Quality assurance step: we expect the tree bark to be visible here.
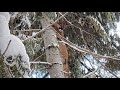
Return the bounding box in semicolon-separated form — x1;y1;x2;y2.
40;17;64;78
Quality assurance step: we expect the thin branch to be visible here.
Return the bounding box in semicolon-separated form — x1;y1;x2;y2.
83;55;94;69
79;59;93;72
83;66;101;78
2;40;11;56
33;53;45;62
11;29;41;32
30;61;52;66
23;29;45;42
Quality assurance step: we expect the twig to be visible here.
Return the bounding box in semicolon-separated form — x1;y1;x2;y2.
33;53;45;62
2;40;11;56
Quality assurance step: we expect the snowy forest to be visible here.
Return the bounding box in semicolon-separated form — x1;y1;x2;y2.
0;12;120;78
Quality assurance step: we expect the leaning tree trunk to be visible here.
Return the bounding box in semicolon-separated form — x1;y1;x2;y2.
40;17;65;78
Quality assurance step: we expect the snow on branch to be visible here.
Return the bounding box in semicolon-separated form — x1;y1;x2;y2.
30;61;52;66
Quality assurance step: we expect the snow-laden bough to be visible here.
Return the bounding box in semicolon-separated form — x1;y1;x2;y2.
0;12;31;78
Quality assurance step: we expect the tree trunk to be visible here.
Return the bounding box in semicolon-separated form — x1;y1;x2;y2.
40;17;64;78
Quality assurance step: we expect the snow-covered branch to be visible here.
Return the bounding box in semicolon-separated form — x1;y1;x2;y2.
0;12;31;78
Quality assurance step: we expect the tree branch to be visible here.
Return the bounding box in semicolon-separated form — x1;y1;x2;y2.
2;40;11;56
30;61;52;66
33;53;45;62
83;66;101;78
11;29;42;32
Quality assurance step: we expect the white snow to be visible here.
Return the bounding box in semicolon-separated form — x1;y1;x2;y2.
109;21;120;38
0;15;10;36
25;16;31;28
0;12;10;23
21;14;31;29
11;12;18;18
89;16;105;32
115;21;120;37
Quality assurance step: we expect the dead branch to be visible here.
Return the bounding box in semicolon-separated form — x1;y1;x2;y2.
2;40;11;56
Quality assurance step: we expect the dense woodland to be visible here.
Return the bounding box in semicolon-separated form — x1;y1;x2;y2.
0;12;120;78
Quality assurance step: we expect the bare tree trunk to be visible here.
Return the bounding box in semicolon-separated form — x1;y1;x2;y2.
40;17;65;78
